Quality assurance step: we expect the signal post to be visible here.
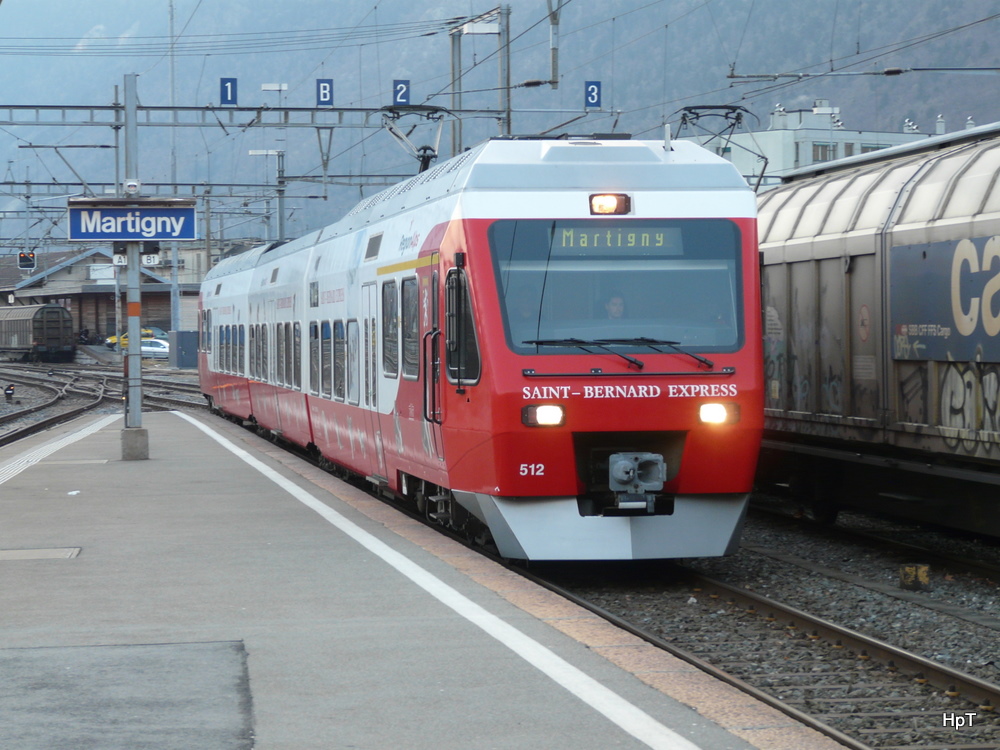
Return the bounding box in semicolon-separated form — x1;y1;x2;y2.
66;74;197;460
67;196;197;458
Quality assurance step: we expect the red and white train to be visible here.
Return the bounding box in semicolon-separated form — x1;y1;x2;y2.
199;134;764;560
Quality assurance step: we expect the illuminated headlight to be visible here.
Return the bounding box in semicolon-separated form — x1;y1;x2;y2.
522;404;565;427
589;193;631;215
700;402;740;424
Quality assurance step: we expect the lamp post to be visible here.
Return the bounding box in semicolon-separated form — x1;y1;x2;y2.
248;150;286;241
255;83;288;242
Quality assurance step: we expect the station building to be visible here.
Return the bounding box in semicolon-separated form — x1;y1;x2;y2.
683;99;960;190
0;239;252;344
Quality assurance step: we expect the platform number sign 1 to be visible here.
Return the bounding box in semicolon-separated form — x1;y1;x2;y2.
393;80;410;106
584;81;602;109
317;79;333;107
220;78;238;106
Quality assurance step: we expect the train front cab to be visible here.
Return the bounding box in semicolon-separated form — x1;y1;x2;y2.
428;212;764;561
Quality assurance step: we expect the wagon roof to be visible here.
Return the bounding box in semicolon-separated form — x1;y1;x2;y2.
0;303;68;321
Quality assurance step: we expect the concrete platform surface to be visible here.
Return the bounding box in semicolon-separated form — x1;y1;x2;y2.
0;410;848;750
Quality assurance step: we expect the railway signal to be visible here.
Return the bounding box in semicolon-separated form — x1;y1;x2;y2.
18;251;35;269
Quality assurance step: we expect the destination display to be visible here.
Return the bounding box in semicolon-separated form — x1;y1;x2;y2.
555;225;682;253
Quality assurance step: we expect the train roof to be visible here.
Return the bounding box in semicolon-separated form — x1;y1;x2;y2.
204;135;751;282
781;120;1000;183
758;120;1000;247
337;135;748;231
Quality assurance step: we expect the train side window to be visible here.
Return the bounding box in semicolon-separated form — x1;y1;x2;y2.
321;321;332;397
249;325;256;378
401;277;419;379
364;233;382;260
215;326;222;371
363;318;371;406
346;319;360;404
292;322;301;390
333;320;346;401
309;322;320;394
382;280;399;377
254;325;261;379
238;325;245;375
276;323;286;385
224;326;231;372
261;325;269;383
445;269;481;384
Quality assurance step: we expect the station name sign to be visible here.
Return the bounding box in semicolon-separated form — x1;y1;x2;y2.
67;197;198;241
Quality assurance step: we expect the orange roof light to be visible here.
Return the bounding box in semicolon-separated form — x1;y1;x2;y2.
589;193;631;215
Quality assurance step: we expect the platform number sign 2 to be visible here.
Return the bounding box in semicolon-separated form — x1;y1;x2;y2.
584;81;602;109
393;80;410;106
220;78;238;106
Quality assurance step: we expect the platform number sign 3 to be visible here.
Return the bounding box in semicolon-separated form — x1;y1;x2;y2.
393;80;410;106
584;81;601;109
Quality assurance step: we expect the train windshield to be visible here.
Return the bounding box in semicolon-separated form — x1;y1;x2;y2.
489;219;743;354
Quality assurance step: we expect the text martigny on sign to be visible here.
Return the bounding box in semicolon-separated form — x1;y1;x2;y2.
66;198;198;242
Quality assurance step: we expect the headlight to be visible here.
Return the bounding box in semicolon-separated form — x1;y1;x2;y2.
589;193;631;215
700;402;740;424
522;404;565;427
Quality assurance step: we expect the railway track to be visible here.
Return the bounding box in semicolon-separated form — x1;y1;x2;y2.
0;364;205;445
533;562;1000;750
366;479;1000;750
751;497;1000;584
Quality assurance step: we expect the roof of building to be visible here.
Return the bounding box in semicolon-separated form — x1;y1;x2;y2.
0;246;169;293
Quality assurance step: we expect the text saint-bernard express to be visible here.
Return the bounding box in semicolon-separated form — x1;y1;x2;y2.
522;384;739;399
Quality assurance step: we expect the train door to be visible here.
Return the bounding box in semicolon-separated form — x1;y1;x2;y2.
361;282;386;477
422;270;445;460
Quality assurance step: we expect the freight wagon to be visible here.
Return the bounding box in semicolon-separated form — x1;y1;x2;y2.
0;304;75;362
757;122;1000;536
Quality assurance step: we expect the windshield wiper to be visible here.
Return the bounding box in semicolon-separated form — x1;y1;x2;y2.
596;338;714;369
522;338;644;369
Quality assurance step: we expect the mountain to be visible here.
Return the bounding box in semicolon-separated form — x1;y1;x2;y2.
1;0;997;239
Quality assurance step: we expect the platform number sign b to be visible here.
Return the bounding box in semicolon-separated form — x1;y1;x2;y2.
317;79;334;107
393;80;410;106
585;81;602;109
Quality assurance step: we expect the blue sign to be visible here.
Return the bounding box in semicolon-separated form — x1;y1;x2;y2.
891;237;1000;362
317;79;334;106
393;79;410;106
585;81;602;108
68;205;198;241
220;78;238;106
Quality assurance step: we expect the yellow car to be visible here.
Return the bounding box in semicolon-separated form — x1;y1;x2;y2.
105;326;168;349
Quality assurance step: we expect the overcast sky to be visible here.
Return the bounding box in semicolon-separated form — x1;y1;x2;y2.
2;0;998;237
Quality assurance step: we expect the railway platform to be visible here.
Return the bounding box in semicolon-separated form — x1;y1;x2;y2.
0;410;847;750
